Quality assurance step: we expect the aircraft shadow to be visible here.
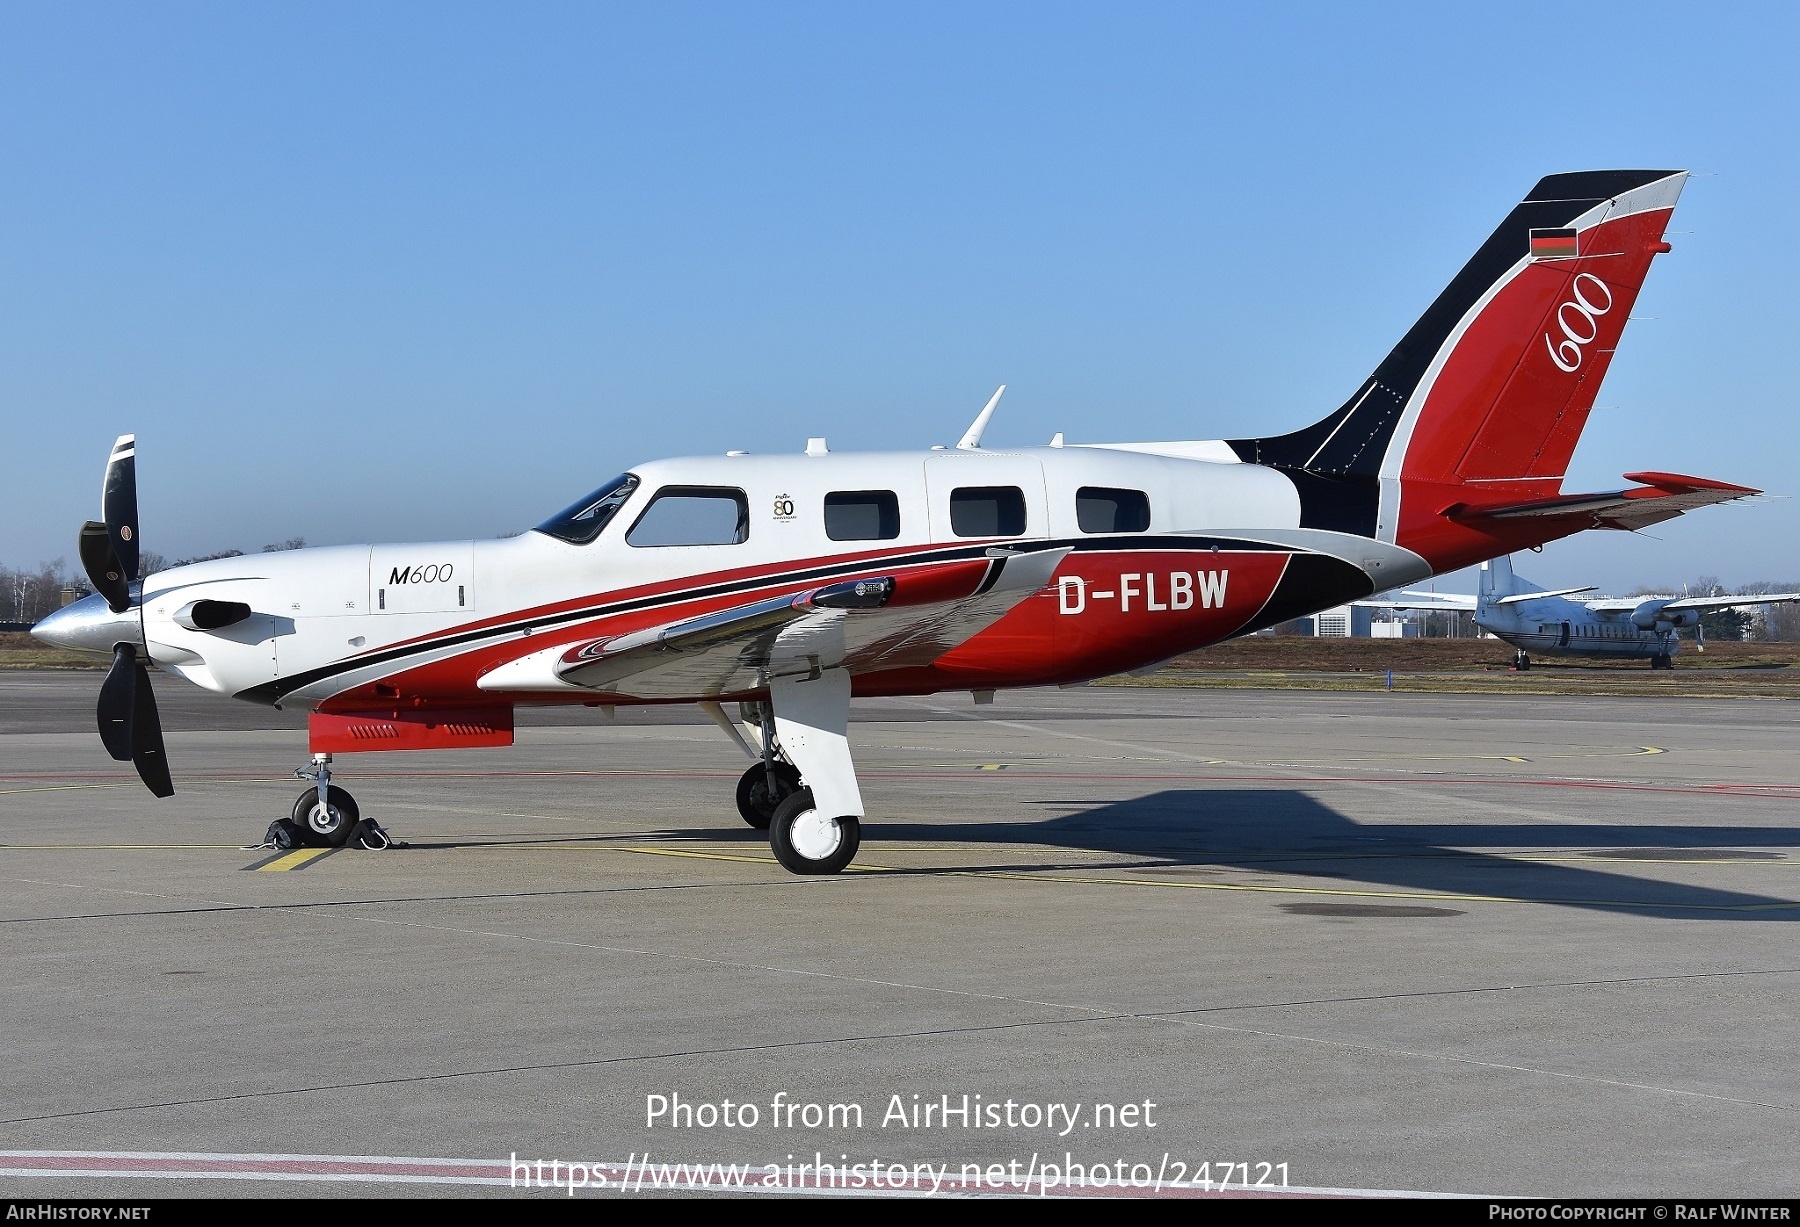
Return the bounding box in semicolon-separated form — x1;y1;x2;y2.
846;789;1800;921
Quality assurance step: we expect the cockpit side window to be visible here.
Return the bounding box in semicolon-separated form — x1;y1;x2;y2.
533;473;642;545
626;486;751;547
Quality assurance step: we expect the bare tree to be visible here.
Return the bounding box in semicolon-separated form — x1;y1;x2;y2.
1737;581;1800;642
1;560;76;624
1682;577;1749;642
173;549;245;566
261;538;306;552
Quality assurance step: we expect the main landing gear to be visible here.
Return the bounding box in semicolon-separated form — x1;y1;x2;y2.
264;753;392;850
1512;649;1532;672
769;790;861;876
1650;654;1675;670
705;672;865;876
735;761;801;830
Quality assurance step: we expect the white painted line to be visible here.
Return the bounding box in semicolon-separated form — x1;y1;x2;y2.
0;1150;1467;1197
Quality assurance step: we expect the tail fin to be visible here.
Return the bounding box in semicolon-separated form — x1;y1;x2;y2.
1478;555;1520;601
1230;170;1686;550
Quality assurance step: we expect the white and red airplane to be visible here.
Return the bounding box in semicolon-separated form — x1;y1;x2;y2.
35;169;1761;873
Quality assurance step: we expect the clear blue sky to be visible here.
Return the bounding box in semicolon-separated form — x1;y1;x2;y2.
3;2;1796;594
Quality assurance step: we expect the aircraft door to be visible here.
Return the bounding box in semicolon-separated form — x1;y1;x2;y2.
1559;621;1571;648
923;455;1050;544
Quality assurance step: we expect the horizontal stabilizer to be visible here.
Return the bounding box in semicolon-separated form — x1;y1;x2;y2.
1495;586;1597;605
1357;591;1477;612
1443;472;1758;532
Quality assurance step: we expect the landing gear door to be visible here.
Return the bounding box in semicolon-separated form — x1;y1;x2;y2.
369;543;476;615
923;455;1050;544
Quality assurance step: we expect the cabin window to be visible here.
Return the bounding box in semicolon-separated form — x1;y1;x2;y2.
824;490;901;541
626;486;750;547
1076;487;1151;534
949;486;1026;537
534;473;641;545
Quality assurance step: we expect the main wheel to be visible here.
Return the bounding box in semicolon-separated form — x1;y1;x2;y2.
1514;651;1531;672
292;785;360;848
768;790;860;875
735;762;801;829
1651;654;1673;670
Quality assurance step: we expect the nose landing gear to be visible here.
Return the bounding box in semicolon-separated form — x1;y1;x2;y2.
264;753;392;850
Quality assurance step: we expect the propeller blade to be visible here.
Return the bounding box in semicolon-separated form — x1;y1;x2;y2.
129;658;174;797
79;520;132;614
97;643;138;761
102;435;140;582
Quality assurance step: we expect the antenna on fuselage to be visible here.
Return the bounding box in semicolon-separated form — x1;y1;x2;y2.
956;385;1006;450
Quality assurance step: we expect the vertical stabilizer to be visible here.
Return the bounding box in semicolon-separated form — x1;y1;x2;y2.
1229;171;1686;556
1479;555;1522;604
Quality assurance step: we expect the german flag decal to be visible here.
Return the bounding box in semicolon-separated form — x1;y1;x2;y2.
1529;227;1579;259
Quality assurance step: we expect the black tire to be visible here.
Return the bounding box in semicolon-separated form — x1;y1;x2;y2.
1652;654;1673;670
768;790;860;876
735;762;801;830
292;785;361;848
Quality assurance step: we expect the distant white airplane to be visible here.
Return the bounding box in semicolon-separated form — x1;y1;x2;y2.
1362;556;1800;669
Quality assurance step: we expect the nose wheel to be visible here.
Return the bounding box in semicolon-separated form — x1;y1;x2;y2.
292;784;360;846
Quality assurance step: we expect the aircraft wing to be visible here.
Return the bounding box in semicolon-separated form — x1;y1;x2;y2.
1357;591;1477;611
1444;472;1759;532
552;547;1070;700
1658;592;1800;613
1579;592;1800;615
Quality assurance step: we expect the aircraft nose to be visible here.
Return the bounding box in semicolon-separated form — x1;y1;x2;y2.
31;591;145;654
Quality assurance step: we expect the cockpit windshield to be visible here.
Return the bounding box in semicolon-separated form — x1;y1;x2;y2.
533;473;641;545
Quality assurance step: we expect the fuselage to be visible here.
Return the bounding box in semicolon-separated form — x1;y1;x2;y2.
1476;600;1683;661
51;442;1438;713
